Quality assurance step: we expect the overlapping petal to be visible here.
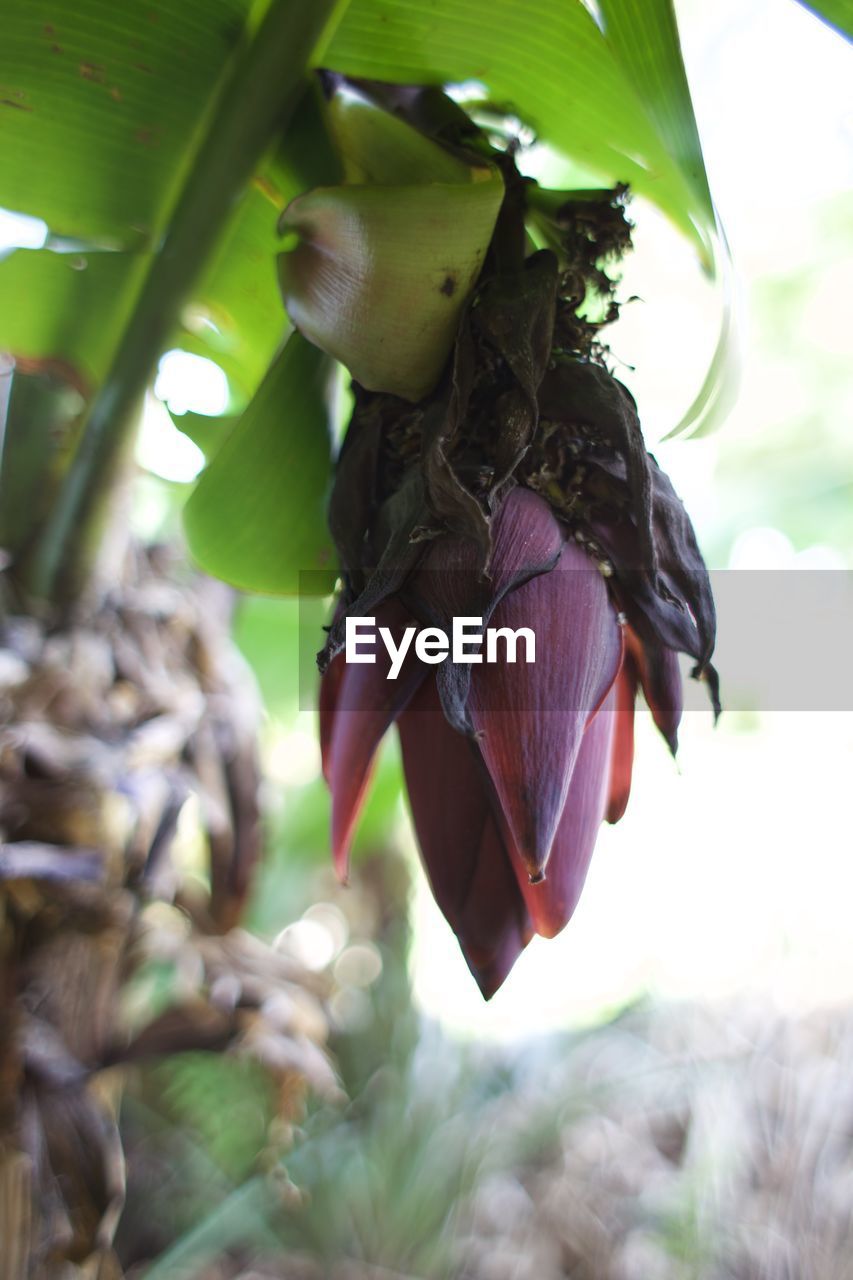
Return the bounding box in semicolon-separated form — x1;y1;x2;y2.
511;686;617;937
397;675;531;998
606;663;637;825
322;597;426;879
319;475;711;998
404;486;563;622
467;537;623;883
627;627;683;755
403;486;566;731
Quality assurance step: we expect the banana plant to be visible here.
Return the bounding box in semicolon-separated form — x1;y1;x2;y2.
2;0;847;606
1;0;850;1271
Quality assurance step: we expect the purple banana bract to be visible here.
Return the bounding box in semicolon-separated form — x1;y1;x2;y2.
320;487;704;998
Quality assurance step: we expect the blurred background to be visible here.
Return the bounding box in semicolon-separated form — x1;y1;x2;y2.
60;0;852;1274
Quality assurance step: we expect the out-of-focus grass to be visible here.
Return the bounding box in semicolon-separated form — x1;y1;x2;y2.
123;998;853;1280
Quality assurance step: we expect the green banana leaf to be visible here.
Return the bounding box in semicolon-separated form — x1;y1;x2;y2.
2;0;847;593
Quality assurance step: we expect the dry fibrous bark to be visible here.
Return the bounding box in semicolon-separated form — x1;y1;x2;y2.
0;547;335;1279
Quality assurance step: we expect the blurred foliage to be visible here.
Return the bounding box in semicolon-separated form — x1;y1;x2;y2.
116;1056;278;1259
117;997;853;1279
0;2;339;399
268;1066;494;1274
704;193;853;564
117;848;421;1272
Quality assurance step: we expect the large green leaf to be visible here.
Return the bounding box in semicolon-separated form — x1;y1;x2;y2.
183;333;336;594
597;0;712;238
323;0;713;258
0;0;252;243
595;0;739;437
0;0;263;406
320;0;739;434
664;250;741;440
19;0;346;602
173;182;286;403
797;0;853;39
0;24;341;418
0;248;146;387
172;86;344;404
167;409;239;461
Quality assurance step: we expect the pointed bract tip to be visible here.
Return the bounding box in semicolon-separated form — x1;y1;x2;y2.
333;842;351;886
692;659;722;721
462;949;514;1002
515;839;551;884
474;968;501;1001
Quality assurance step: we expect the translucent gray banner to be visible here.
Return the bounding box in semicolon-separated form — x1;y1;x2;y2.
298;570;853;714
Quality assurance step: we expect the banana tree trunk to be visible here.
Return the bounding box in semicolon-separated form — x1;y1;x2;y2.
0;544;331;1277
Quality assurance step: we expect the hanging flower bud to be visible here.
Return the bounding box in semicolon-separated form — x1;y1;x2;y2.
319;469;715;998
306;84;719;996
